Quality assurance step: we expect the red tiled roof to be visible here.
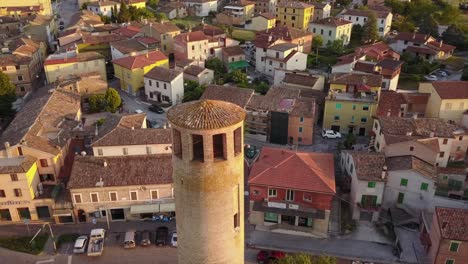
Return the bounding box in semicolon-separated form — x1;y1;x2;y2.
354;61;376;73
113;26;141;38
311;17;352;27
82;34;126;45
248;147;336;194
435;207;468;241
255;13;276;20
376;91;405;117
112;51;168;70
342;9;390;19
394;32;432;43
427;41;456;53
431;81;468;99
44;52;104;66
136;36;159;45
406;46;437;55
174;31;208;43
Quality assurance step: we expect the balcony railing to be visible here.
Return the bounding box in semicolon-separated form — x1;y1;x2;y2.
357;203;381;211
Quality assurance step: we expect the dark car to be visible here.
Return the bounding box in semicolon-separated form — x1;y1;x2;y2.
257;250;286;264
148;104;165;114
155;226;168;246
59;25;65;30
59;21;64;25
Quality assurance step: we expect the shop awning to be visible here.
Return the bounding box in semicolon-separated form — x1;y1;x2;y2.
159;203;175;212
130;204;160;215
53;209;73;216
228;60;249;71
252;201;325;219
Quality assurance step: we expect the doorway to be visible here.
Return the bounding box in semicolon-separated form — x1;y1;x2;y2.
359;127;366;136
359;211;373;222
77;209;87;222
36;206;51;220
281;215;295;225
348;126;354;134
110;209;125;221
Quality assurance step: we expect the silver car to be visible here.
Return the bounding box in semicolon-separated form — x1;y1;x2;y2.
73;236;88;254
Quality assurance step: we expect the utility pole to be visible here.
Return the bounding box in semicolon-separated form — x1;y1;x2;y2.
96;178;110;229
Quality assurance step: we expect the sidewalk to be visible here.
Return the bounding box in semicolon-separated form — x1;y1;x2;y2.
248;230;405;264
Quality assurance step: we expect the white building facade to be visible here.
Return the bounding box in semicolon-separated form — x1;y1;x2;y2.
144;67;184;106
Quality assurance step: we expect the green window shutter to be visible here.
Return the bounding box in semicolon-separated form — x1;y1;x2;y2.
372;196;377;206
336;103;342;109
368;182;376;188
264;212;278;223
420;183;429;191
445;259;454;264
400;178;408;186
397;192;404;204
449;242;459;252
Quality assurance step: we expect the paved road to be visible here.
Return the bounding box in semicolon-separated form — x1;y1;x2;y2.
54;0;79;28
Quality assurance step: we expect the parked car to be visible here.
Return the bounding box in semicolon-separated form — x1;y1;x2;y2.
257;250;286;264
435;70;448;77
170;232;177;247
73;236;88;254
59;25;65;30
155;226;169;246
148;104;165;114
147;119;160;128
134;109;144;114
59;21;64;25
424;75;438;81
322;129;342;139
140;230;151;247
123;230;136;249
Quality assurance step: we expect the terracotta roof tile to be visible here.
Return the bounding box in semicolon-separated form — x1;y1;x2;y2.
376;91;405;117
377;117;465;139
394;32;432;43
44;51;104;66
255;13;276;20
222;45;245;56
254;26;311;48
110;39;148;54
386;155;436;180
249;147;336;194
329;72;382;87
354;61;376;73
268;43;297;52
406;46;437;55
430;81;468;99
82;34;126;45
342;9;391;19
174;31;208;43
435;207;468;241
282;72;318;88
311;17;352;27
291;97;315;118
0;156;37;174
112;51;167;70
201;85;254;108
167;100;246;130
183;65;207;76
192;24;225;37
144;66;182;82
345;151;386;181
277;1;314;8
113;26;141;38
68;154;173;189
146;21;181;34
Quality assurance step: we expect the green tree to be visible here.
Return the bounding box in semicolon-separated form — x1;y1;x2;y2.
418;15;439;37
253;81;269;95
148;0;159;9
117;0;130;23
205;57;227;84
228;70;248;87
274;254;337;264
183;80;206;102
81;3;88;10
326;39;345;55
111;5;117;23
343;133;357;149
312;35;323;65
154;12;167;22
105;88;121;113
0;71;16;117
88;94;106;113
361;12;379;44
442;24;466;49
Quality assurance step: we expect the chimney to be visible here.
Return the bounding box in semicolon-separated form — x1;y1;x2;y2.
440;40;443;48
103;161;108;167
381;171;386;180
4;142;11;158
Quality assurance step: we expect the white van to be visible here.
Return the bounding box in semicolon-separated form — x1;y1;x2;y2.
123;230;136;249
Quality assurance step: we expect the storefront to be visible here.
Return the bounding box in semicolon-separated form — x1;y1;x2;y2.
0;199;55;223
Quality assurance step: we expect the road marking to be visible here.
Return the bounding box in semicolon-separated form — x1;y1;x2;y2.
36;258;54;264
67;255;72;264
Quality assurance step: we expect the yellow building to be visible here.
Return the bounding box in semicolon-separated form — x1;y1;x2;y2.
418;81;468;124
323;73;383;136
0;0;52;16
44;51;107;84
140;22;181;54
276;1;314;30
250;13;276;31
112;51;169;95
125;0;146;9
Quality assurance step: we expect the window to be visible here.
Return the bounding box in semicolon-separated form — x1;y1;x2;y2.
14;189;22;197
368;182;376;188
109;192;117;201
213;134;227;160
149;80;152;86
459;136;463;141
192;45;195;50
400;178;408;186
410;146;414;151
334;115;340;121
313;28;316;33
352;105;356;110
299;117;304;123
192;134;204;161
163;83;167;90
19;86;25;92
459;102;464;110
156;82;159;88
40;159;48;167
298;137;302;142
379;28;383;32
298;127;303;133
420;183;429;191
73;194;82;203
130;191;138;201
328;30;332;36
173;129;182;159
233;213;239;229
336;103;342;109
253;190;260;195
364;18;367;22
320;29;323;35
146;146;152;154
356;17;358;21
90;193;99;203
123;147;128;155
360;117;367;123
445;259;454;264
449;242;459;252
397;192;404;204
351;116;355;123
0;190;5;198
269;60;272;66
445;103;452;110
439;152;445;158
363;105;369;111
303;193;311;201
234;127;242;156
17;75;23;81
264;212;278;223
151;190;159;200
443;138;448;144
286;189;294;201
279;63;283;68
10;174;18;181
268;189;277;197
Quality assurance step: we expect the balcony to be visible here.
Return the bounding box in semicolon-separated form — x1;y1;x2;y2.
357;202;381;211
327;91;378;103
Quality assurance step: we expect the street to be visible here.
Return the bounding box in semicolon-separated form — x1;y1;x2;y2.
53;0;79;28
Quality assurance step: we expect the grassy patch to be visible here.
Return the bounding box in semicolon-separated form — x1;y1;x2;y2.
0;235;48;255
442;56;466;71
57;233;79;249
307;53;337;69
398;74;421;90
231;29;256;41
170;16;202;30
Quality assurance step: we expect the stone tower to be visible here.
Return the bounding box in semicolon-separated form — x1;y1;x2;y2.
167;100;245;264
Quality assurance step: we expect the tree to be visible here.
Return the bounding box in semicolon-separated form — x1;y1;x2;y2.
148;0;159;9
205;57;227;84
326;39;345;55
183;80;206;102
0;71;15;118
228;70;248;87
105;88;121;113
88;94;106;113
111;5;117;23
273;254;337;264
418;15;439;37
361;12;379;44
117;0;130;23
81;2;88;10
442;24;466;49
335;0;352;7
154;12;167;22
343;133;357;149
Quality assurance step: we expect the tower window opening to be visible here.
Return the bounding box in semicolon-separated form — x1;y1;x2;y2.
234;127;241;156
192;134;204;161
213;133;227;160
234;213;239;229
173;129;182;159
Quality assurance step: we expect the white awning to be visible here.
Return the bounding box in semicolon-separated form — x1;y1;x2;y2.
53;210;73;216
159;203;175;212
130;204;160;215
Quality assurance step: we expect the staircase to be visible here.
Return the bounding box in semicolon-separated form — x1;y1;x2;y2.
328;196;341;237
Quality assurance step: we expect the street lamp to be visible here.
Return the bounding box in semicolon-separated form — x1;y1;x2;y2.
95;178;110;229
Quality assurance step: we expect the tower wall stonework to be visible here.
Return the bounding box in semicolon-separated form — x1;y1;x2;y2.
170;121;245;264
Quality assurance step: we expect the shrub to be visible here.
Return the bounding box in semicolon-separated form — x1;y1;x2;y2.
0;235;48;255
